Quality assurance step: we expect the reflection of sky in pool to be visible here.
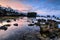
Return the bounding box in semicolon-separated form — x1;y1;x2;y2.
0;17;40;40
58;24;60;28
0;17;60;40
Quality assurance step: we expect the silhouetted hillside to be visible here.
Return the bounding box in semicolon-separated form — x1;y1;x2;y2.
0;5;26;16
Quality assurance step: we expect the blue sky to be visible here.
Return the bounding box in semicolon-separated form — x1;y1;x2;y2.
19;0;60;16
0;0;60;16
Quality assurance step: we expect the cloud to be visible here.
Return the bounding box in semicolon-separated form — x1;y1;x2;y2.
35;9;60;16
0;0;33;12
47;0;60;4
0;0;60;16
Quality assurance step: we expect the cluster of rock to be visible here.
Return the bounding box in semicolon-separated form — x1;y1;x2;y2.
28;16;60;40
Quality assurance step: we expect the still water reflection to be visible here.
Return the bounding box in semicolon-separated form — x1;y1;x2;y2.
0;17;40;40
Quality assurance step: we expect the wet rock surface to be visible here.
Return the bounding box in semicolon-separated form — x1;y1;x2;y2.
0;26;7;31
14;23;18;26
6;20;11;22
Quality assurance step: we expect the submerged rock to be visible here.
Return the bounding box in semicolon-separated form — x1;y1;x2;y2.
14;19;16;21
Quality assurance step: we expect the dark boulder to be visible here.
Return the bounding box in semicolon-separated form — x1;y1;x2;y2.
7;20;11;22
27;12;37;17
28;24;34;26
14;23;18;26
0;26;7;31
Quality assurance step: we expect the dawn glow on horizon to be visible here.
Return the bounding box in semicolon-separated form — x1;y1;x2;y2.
0;0;60;16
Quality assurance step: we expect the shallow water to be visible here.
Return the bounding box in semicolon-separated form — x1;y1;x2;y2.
0;17;60;40
0;17;40;40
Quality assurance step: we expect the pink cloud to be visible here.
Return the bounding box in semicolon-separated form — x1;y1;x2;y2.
0;0;33;12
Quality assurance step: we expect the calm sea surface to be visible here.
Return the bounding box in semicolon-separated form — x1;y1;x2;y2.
0;17;40;40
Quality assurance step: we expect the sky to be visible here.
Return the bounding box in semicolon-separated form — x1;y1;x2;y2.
0;0;60;16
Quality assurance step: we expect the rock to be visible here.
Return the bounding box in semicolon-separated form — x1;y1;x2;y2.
27;12;37;17
0;26;7;31
14;19;16;21
4;24;11;27
28;24;34;26
14;23;18;26
7;20;11;22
